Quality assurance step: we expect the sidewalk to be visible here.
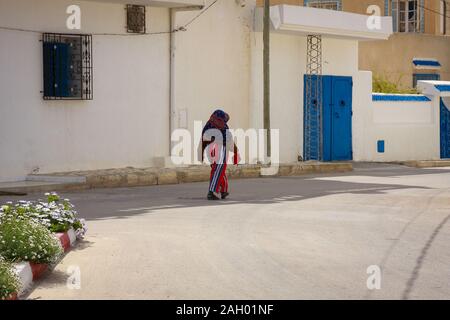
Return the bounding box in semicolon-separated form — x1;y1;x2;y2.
0;162;352;194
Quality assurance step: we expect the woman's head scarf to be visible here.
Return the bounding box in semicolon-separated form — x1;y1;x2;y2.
202;109;230;146
208;109;229;131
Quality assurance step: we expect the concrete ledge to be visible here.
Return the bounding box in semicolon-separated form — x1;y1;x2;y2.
393;160;450;168
157;169;179;185
26;175;86;184
0;180;86;194
1;162;353;194
176;166;211;183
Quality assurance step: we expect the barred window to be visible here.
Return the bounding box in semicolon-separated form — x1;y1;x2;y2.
413;73;440;88
305;0;341;11
126;4;146;34
42;33;93;100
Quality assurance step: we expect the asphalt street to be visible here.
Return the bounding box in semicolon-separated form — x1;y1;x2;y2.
3;163;448;300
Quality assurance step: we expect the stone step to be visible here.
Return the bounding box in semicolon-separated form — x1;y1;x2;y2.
0;162;353;194
394;160;450;168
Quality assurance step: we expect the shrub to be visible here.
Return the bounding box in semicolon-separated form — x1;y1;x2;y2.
373;75;419;94
0;257;20;300
0;215;63;264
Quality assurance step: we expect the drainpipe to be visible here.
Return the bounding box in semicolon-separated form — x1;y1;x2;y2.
263;0;271;158
169;5;204;158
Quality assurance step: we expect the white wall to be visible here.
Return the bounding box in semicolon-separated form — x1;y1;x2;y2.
352;71;375;161
0;0;171;181
354;94;441;162
2;0;434;183
172;0;254;151
250;32;305;163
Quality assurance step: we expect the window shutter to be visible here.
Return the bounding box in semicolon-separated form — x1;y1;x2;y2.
43;43;70;98
391;0;398;32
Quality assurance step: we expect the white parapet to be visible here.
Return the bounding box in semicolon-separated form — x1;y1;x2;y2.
81;0;205;8
269;5;393;40
418;81;450;98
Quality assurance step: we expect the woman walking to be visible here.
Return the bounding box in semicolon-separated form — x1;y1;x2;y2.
201;109;239;200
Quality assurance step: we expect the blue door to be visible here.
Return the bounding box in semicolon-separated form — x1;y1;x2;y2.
329;76;353;161
441;98;450;159
304;75;352;161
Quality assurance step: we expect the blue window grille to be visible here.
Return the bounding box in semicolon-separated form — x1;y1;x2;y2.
42;33;93;100
413;73;440;88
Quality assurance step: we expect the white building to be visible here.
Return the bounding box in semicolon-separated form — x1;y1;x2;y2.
0;0;449;183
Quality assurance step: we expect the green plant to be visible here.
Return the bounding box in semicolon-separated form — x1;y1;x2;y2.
0;215;63;264
0;257;20;300
373;75;419;94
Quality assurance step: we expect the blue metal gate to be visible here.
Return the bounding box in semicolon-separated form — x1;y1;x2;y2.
441;98;450;159
304;75;353;161
303;75;322;161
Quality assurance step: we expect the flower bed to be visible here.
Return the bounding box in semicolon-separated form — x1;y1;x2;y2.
0;193;87;299
0;216;63;264
1;192;87;237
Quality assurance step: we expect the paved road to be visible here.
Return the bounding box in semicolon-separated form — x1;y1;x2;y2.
5;163;449;300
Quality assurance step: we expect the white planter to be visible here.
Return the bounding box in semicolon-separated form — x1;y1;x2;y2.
13;262;33;295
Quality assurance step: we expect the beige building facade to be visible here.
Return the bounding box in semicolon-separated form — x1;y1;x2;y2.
257;0;450;88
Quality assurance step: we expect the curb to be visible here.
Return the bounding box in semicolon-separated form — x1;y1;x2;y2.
11;228;77;299
393;160;450;168
9;162;354;193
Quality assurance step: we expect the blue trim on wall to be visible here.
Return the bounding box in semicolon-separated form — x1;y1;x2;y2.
384;0;389;16
413;60;441;67
372;94;431;102
436;85;450;92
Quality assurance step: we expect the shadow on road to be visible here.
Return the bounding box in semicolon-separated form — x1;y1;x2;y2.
13;176;434;221
1;164;448;222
